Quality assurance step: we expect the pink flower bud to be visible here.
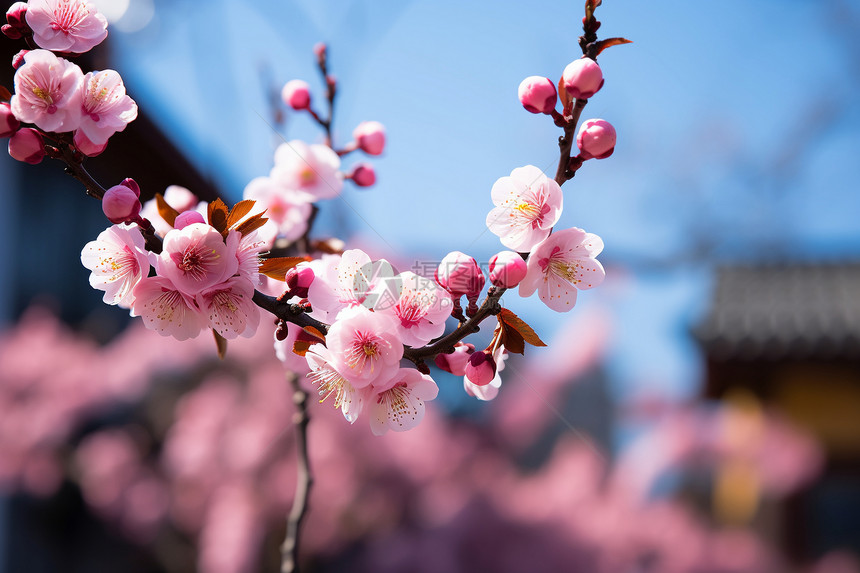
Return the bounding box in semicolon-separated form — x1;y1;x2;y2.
313;43;327;59
562;57;604;100
0;103;20;138
465;351;496;386
488;251;528;288
281;79;311;110
11;49;27;70
577;118;616;160
120;178;140;197
286;264;315;298
518;76;557;114
350;163;376;187
3;3;28;39
435;251;485;298
8;128;44;164
434;342;474;376
102;183;142;224
174;210;205;229
353;121;386;156
73;130;107;157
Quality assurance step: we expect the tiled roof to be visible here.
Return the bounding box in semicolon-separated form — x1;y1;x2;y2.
694;263;860;360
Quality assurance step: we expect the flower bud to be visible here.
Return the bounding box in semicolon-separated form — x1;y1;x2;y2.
465;350;496;386
435;251;485;298
350;163;376;187
518;76;557;114
434;342;474;376
313;42;327;60
120;177;140;197
174;210;205;229
353;121;386;156
8;128;44;164
285;264;315;298
102;183;142;224
0;103;20;138
3;3;28;39
576;118;616;160
281;79;311;110
562;57;604;100
11;49;27;69
73;130;107;157
488;251;528;288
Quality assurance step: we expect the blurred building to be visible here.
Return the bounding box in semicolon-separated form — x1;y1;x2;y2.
696;263;860;563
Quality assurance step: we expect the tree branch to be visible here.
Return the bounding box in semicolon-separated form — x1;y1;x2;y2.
281;371;313;573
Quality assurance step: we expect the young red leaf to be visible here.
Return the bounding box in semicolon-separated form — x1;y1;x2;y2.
499;308;547;348
592;37;632;57
208;198;229;233
154;193;179;227
0;86;11;102
258;256;310;281
233;212;269;237
558;75;572;111
292;325;326;356
225;199;257;229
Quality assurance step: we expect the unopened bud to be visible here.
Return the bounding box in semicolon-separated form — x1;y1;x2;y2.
174;210;205;229
120;177;140;197
350;163;376;187
281;79;311;110
3;3;28;39
434;342;475;376
8;128;44;164
73;130;107;157
562;57;604;100
518;76;557;114
465;350;496;386
286;264;315;298
577;118;616;160
102;183;142;224
435;251;485;298
489;251;528;288
0;103;20;138
353;121;386;156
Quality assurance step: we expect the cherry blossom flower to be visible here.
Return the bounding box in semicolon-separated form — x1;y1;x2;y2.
307;249;395;321
464;345;508;401
10;49;83;132
195;276;260;339
324;306;403;388
25;0;107;53
157;223;238;297
80;224;150;309
242;176;311;242
132;276;205;340
139;185;203;236
232;230;267;286
486;165;563;252
271;140;342;201
305;343;364;423
518;227;605;312
77;70;138;145
369;368;438;435
371;271;452;347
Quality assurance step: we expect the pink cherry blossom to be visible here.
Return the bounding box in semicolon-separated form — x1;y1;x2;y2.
305;343;364;423
274;326;311;376
242;176;311;242
77;70;138;145
486;165;563;252
157;223;238;297
11;49;83;133
80;224;150;308
101;183;141;224
371;271;452;347
139;185;203;236
307;249;395;321
518;227;605;312
271;140;342;201
518;76;557;114
324;306;403;388
368;368;438;435
233;229;267;286
281;79;311;110
25;0;107;53
72;129;106;156
131;276;205;340
464;345;508;401
195;276;260;339
434;342;474;376
352;121;386;156
489;250;528;288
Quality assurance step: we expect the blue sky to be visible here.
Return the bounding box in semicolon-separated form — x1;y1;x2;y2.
102;0;860;402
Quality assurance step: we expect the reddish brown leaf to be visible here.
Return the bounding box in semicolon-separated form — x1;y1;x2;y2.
292;339;312;357
592;37;632;57
155;193;179;227
292;326;326;356
499;308;547;348
311;238;345;255
303;325;326;342
208;198;229;233
233;212;269;237
558;75;572;111
225;199;257;229
0;85;11;102
213;329;228;359
258;256;310;281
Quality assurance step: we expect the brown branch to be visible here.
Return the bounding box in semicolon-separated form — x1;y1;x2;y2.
281;371;313;573
252;291;329;333
554;98;587;185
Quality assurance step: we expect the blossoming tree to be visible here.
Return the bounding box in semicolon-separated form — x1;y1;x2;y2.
1;0;629;569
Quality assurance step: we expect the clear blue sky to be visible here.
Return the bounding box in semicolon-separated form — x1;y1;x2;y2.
103;0;860;401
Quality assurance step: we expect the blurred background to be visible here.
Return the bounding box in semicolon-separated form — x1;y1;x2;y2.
1;0;859;571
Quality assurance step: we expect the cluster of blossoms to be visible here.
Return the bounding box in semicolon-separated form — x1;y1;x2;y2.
1;0;137;161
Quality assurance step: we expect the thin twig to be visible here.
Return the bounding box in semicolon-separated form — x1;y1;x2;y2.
281;371;313;573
